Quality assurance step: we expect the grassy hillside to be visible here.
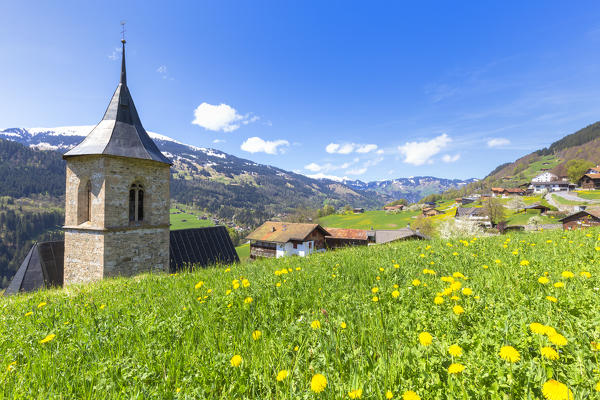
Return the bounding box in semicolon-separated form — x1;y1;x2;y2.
1;228;599;398
170;208;215;230
317;210;420;229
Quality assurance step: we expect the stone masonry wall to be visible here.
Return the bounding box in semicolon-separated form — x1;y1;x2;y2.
64;155;170;285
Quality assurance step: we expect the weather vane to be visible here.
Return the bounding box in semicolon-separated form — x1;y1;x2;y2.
120;20;126;43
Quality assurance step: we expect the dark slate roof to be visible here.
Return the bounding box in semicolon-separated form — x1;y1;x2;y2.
63;41;171;165
170;227;239;272
3;241;64;296
455;207;486;217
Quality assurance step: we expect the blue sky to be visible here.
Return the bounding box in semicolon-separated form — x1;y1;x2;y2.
2;1;600;181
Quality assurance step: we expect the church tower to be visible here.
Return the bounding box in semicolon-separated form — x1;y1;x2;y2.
62;39;171;285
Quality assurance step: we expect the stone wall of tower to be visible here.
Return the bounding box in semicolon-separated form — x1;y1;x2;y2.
64;155;170;285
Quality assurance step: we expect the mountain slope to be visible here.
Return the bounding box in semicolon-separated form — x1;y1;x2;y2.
0;127;388;227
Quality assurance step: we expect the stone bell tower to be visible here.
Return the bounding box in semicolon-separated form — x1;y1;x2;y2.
62;39;171;285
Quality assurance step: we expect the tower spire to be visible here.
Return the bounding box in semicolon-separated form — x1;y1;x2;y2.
120;21;126;85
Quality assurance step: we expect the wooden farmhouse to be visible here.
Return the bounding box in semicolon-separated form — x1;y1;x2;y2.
559;209;600;230
578;173;600;190
455;207;492;227
246;222;329;259
422;207;442;217
383;204;404;211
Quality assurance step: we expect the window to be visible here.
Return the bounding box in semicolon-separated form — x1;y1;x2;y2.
293;243;297;249
129;183;144;222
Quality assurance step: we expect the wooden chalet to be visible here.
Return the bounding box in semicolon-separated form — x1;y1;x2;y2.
492;187;525;197
383;204;404;211
578;173;600;190
522;204;550;215
422;207;442;217
353;208;365;214
559;209;600;230
455;207;492;227
324;228;370;249
246;221;329;259
369;228;429;243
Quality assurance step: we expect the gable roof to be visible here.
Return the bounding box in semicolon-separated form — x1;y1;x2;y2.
63;40;171;165
246;221;330;243
169;227;239;271
324;228;368;240
559;209;600;222
455;207;486;217
580;173;600;180
370;228;429;244
3;241;64;296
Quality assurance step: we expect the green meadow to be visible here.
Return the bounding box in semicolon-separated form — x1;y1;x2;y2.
170;208;215;230
1;228;599;398
317;210;420;230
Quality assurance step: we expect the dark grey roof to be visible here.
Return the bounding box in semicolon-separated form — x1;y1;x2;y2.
63;41;171;165
369;228;429;244
455;207;486;217
3;241;64;296
169;227;239;271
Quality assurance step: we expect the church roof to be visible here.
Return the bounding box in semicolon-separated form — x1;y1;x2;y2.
63;40;171;165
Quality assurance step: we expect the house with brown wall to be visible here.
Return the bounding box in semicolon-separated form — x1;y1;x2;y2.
559;209;600;230
246;222;329;259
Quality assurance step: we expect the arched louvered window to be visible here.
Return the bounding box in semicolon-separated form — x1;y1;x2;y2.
129;183;144;222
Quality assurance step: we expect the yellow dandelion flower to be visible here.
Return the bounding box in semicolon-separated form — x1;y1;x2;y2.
385;390;394;399
348;388;363;399
372;287;379;293
453;305;465;315
372;296;379;302
442;287;453;296
230;354;242;367
451;295;460;301
311;374;327;393
462;288;473;296
448;344;463;357
448;363;465;374
412;279;421;286
495;259;501;264
242;279;250;287
441;276;454;283
541;379;573;400
252;330;262;340
450;281;462;291
453;272;465;279
549;333;567;347
580;271;591;278
232;280;240;289
402;391;420;400
37;302;47;309
541;347;559;360
553;282;564;288
6;361;17;371
99;304;106;310
311;320;321;329
546;296;558;303
24;311;33;317
276;282;281;287
499;346;520;363
561;271;574;279
276;370;289;381
394;264;400;269
520;260;530;266
226;289;232;295
176;387;181;393
529;322;546;335
244;297;253;304
225;267;231;272
340;322;347;329
294;345;299;352
392;290;400;298
434;296;444;305
543;326;557;337
39;333;56;344
483;264;489;269
194;281;204;289
418;332;433;346
596;381;600;392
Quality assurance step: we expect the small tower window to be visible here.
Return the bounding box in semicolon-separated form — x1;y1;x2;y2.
129;183;144;222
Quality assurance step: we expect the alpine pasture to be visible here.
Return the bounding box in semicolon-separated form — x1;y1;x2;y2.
1;228;600;399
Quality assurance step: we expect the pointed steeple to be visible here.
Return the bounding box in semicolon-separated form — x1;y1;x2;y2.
120;39;127;86
64;39;171;165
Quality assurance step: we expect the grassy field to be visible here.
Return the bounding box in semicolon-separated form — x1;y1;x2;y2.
170;208;215;230
575;190;600;200
318;210;420;229
236;243;250;262
1;228;599;398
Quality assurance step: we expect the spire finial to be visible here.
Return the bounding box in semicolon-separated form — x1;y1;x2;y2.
120;21;127;85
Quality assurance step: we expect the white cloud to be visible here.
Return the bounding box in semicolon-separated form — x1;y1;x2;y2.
442;154;461;163
192;103;258;132
487;138;511;147
397;134;452;166
376;149;384;154
356;144;378;153
326;142;377;154
212;139;225;144
240;137;289;155
156;65;170;79
108;47;121;61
